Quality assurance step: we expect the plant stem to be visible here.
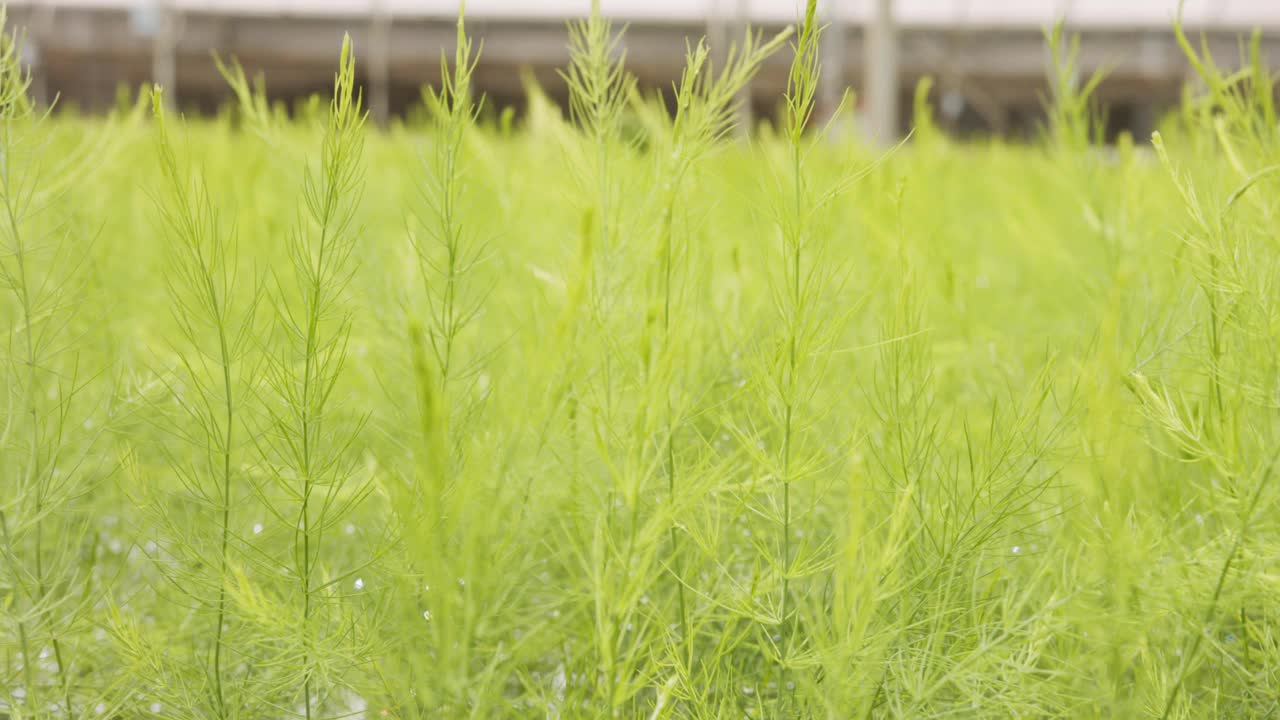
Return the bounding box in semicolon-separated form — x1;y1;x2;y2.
298;220;328;720
658;194;690;661
213;274;236;719
0;510;36;705
1160;453;1279;720
3;115;73;717
778;116;805;698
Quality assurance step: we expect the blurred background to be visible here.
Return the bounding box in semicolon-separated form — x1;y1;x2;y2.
5;0;1280;139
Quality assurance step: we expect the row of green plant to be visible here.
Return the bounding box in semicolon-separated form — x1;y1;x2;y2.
3;1;1280;717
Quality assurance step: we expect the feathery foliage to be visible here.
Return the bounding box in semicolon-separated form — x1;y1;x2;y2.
1;4;1279;719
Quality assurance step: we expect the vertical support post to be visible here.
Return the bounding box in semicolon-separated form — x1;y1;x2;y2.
708;0;752;137
818;0;848;134
20;36;46;107
707;0;728;57
369;0;391;126
864;0;899;144
730;0;751;136
153;0;177;109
